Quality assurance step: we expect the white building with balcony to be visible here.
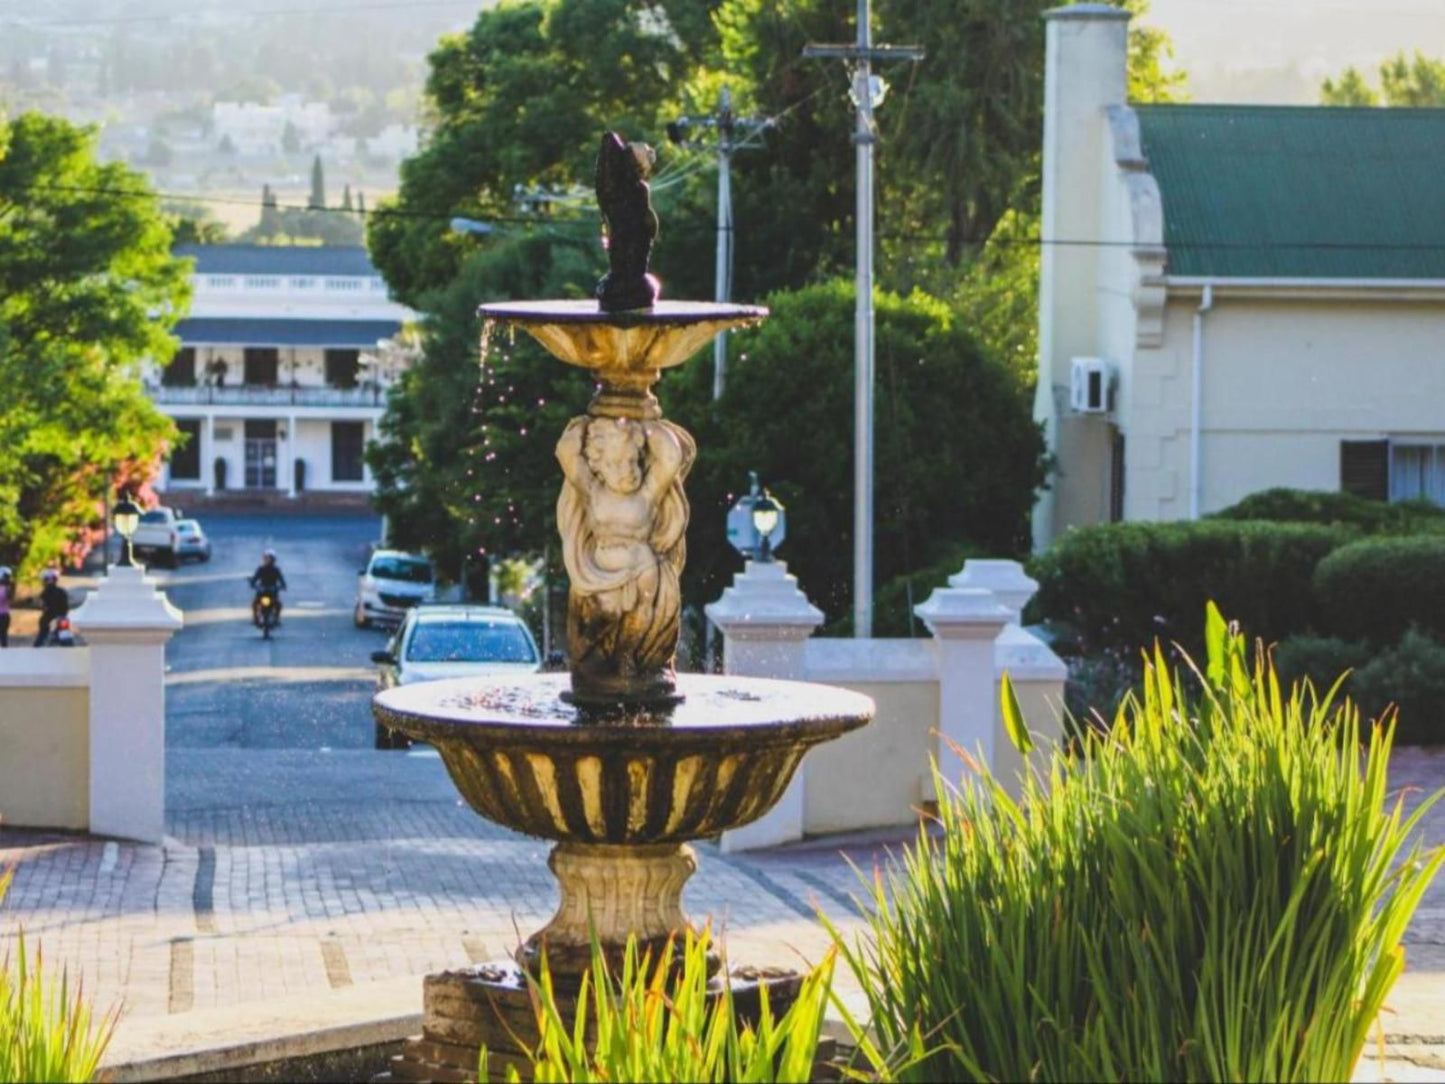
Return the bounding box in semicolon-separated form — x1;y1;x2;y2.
148;244;416;500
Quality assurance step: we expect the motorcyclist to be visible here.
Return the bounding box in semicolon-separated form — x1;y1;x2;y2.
248;549;288;627
34;568;70;647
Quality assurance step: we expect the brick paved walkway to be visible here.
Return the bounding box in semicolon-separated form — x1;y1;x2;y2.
2;745;1442;1046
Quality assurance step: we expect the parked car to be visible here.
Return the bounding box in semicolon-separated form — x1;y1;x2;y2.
371;604;541;748
131;506;185;568
175;519;212;562
354;550;436;628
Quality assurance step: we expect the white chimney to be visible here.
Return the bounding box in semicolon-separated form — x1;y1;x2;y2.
1032;3;1131;549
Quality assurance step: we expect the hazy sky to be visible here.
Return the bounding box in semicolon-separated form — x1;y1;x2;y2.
1148;0;1445;96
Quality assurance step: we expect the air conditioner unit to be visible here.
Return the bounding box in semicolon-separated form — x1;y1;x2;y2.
1070;357;1112;414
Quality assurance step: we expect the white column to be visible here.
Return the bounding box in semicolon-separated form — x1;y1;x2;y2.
284;413;298;498
204;414;216;496
70;565;183;844
915;583;1011;783
705;560;823;852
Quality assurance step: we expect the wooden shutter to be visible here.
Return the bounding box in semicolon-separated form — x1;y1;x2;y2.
1340;440;1388;500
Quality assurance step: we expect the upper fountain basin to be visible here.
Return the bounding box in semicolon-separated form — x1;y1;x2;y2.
478;300;768;374
373;672;872;846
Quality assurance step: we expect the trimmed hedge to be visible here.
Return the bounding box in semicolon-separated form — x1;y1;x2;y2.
1212;487;1445;533
1314;534;1445;644
1028;520;1355;655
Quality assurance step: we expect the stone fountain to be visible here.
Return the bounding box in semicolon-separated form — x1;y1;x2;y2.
375;131;873;1082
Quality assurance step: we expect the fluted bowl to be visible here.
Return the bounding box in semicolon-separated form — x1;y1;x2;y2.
372;673;872;845
478;300;767;374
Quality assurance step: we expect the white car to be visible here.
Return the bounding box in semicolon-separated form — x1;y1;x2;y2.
371;604;541;748
175;519;212;562
131;507;184;568
354;550;436;628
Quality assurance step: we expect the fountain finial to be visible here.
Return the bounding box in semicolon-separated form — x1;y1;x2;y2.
595;130;661;312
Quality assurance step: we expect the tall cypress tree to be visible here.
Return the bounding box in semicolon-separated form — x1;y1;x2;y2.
308;154;326;209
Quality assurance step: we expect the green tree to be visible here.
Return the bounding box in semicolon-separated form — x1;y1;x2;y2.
666;280;1048;627
1321;66;1378;106
367;233;596;581
367;0;715;306
0;113;188;575
1322;51;1445;106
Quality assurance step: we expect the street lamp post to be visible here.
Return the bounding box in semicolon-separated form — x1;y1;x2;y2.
113;491;141;568
750;492;781;562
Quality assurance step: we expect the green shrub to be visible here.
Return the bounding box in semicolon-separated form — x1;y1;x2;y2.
1028;520;1353;655
1212;487;1445;532
1273;633;1371;699
1353;629;1445;746
1;870;116;1083
504;928;889;1083
831;606;1444;1082
1315;534;1445;643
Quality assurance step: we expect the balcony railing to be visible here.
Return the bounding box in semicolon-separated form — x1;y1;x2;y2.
151;384;385;407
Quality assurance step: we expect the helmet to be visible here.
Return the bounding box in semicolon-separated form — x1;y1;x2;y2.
41;568;59;583
263;548;276;561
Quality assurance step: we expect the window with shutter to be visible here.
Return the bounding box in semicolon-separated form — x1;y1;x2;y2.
1340;440;1388;501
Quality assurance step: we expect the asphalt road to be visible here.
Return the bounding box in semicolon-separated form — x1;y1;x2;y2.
156;512;391;750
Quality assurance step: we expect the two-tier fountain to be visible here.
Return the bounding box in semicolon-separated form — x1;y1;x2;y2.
375;131;873;1082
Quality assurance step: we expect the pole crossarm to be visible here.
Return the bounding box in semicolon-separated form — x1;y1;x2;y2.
800;43;924;61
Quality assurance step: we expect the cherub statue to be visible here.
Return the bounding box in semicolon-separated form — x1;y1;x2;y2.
594;130;661;312
556;415;695;702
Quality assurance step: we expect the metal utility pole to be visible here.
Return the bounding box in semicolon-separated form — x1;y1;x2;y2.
804;1;922;638
666;87;771;400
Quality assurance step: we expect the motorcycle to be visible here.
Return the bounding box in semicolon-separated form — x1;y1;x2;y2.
255;590;281;639
43;616;76;647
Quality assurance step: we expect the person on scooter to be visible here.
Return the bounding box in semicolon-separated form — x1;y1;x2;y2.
249;549;288;627
0;566;12;648
34;568;69;647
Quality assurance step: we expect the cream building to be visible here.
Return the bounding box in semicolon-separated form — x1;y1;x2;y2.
1033;5;1445;548
147;245;415;500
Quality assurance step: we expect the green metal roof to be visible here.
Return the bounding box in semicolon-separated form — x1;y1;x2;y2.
1134;104;1445;279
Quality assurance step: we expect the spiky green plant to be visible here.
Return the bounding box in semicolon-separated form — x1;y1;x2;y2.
0;869;117;1083
830;604;1444;1082
484;927;887;1083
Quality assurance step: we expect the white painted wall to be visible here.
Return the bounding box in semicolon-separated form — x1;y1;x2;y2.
1126;296;1445;519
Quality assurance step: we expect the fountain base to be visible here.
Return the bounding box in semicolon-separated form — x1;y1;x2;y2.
519;841;710;978
379;958;807;1083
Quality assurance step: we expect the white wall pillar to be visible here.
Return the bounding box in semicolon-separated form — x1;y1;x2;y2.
955;560;1068;791
204;414;216;496
71;565;183;844
284;412;298;498
915;583;1011;784
705;560;823;852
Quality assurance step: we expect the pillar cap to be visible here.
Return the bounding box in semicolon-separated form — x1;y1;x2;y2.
952;559;1039;625
71;564;183;641
1044;3;1130;22
914;586;1012;639
706;560;823;640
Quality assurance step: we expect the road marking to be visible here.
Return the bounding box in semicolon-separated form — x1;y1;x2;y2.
320;939;353;989
406;748;441;760
168;938;195;1014
293;600;326;609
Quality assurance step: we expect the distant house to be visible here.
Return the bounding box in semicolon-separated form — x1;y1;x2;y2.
1032;4;1445;548
147;245;416;499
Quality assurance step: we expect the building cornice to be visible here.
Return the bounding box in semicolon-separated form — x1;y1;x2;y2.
1107;105;1168;347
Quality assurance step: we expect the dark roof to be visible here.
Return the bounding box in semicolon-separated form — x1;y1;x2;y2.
1134;105;1445;279
176;317;402;347
175;244;379;277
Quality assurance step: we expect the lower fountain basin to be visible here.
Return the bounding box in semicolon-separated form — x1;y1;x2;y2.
372;673;873;846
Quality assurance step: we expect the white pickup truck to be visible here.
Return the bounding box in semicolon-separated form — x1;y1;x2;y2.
131;506;185;568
